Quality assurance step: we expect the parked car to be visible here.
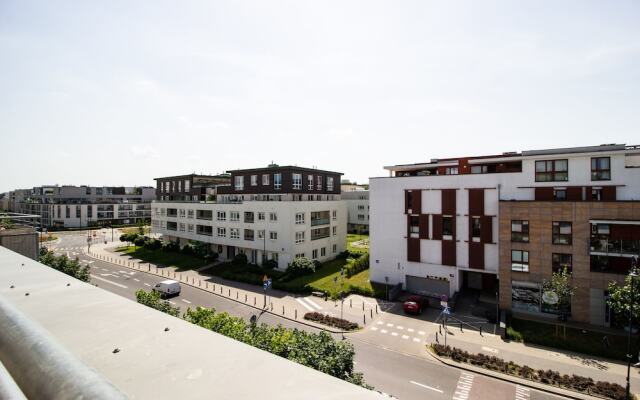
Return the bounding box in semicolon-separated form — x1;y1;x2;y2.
403;295;428;314
152;280;181;298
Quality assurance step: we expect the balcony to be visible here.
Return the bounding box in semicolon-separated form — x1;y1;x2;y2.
196;210;213;220
590;238;640;256
166;221;178;231
311;227;330;241
311;211;331;227
196;225;213;236
167;208;178;217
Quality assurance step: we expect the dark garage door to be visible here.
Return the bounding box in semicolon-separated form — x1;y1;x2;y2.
405;275;449;298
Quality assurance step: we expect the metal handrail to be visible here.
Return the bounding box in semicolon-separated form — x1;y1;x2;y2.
0;295;127;400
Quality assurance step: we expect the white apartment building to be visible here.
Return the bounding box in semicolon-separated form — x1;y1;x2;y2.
152;166;347;270
342;190;369;234
370;144;640;311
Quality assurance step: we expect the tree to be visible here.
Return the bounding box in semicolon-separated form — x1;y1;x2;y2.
0;219;14;230
136;219;145;235
38;251;90;282
542;267;575;338
607;265;640;325
135;289;180;317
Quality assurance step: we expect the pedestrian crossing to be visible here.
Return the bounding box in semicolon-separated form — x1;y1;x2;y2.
295;297;323;312
515;385;530;400
51;246;85;251
452;372;474;400
371;321;425;343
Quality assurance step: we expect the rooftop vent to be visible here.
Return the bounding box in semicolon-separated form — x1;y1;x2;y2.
430;158;439;163
502;151;518;156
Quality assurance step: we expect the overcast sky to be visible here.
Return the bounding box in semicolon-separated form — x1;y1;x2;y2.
1;1;639;192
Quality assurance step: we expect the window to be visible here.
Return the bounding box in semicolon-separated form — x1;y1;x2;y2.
269;212;277;222
178;180;182;192
444;167;458;175
295;212;305;224
552;221;572;245
511;250;529;272
316;175;322;190
66;206;70;218
409;215;419;234
217;211;226;221
251;175;258;186
312;249;318;259
179;223;185;232
217;227;226;237
295;231;305;243
327;177;334;191
358;214;365;220
552;253;572;274
274;173;282;190
471;217;481;240
234;176;244;190
230;211;240;222
179;209;186;218
591;157;610;181
262;174;270;185
443;216;453;237
332;210;337;220
471;165;488;174
257;230;264;239
76;206;80;218
269;231;278;240
188;224;194;233
591;188;603;201
511;220;529;242
553;188;566;201
332;244;337;253
321;247;326;257
292;173;302;190
185;180;190;191
332;226;337;236
87;205;92;218
295;253;305;259
307;175;314;190
244;229;254;241
244;212;254;223
358;205;365;210
230;228;239;239
187;209;194;219
258;212;265;221
535;159;568;182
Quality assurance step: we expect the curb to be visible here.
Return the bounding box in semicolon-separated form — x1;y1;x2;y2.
426;346;610;400
84;249;354;335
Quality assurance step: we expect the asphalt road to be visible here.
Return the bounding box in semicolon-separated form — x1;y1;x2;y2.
46;231;569;400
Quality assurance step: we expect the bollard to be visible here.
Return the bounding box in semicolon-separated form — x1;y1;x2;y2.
245;294;247;302
206;282;208;289
436;332;439;343
212;284;215;291
363;314;366;325
236;291;238;299
282;305;284;315
199;280;201;287
295;309;297;319
376;304;378;314
220;286;222;294
370;309;373;319
254;297;256;306
270;303;273;311
439;325;442;335
228;289;230;296
350;299;352;308
362;302;364;311
480;326;483;337
460;324;463;333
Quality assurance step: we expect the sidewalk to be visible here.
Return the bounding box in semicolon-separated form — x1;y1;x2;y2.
85;242;385;332
431;320;640;393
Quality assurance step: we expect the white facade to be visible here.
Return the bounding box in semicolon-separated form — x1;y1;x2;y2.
370;144;640;297
152;200;347;270
342;191;369;233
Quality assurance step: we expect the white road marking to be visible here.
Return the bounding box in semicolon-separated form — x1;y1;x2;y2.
133;278;140;282
396;326;404;330
391;332;398;336
371;327;378;331
99;273;119;278
453;372;475;400
380;329;388;334
181;299;192;304
413;338;421;342
407;328;414;332
386;323;393;327
376;321;384;325
401;335;409;340
91;275;128;289
515;385;530;400
409;380;443;393
144;283;151;287
482;346;499;354
101;268;108;272
86;261;94;264
304;297;322;310
418;331;426;335
168;301;177;305
295;298;315;311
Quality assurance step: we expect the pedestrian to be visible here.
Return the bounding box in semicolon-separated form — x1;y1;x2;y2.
602;335;609;349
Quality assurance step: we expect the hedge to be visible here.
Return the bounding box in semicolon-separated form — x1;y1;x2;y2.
344;253;369;278
431;344;629;400
304;312;359;331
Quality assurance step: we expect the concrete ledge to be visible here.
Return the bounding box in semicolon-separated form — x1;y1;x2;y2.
426;345;607;400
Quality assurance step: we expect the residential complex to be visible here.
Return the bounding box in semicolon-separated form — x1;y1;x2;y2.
342;190;369;234
370;144;640;327
152;165;347;269
6;185;155;228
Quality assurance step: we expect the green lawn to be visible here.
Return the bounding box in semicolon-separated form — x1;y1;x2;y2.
508;317;637;362
116;246;208;270
347;234;369;253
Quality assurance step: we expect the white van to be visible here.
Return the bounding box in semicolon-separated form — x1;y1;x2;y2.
152;280;181;298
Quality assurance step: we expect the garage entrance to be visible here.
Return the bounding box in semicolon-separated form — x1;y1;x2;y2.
405;275;449;299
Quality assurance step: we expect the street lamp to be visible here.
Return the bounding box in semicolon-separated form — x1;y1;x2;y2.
626;256;638;400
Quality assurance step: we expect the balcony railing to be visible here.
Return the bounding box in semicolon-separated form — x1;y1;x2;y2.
590;238;640;255
311;218;330;227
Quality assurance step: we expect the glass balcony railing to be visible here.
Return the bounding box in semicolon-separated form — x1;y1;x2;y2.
590;238;640;255
311;218;330;226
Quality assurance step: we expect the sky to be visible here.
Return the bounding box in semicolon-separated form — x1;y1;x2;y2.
1;1;639;192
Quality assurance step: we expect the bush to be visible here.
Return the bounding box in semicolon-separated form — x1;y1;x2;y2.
119;233;139;244
135;289;180;317
133;235;146;247
161;240;180;252
431;344;628;400
286;257;315;277
262;259;278;270
180;243;195;255
143;237;162;250
344;253;369;278
232;252;248;265
304;312;359;331
313;260;322;270
506;326;523;342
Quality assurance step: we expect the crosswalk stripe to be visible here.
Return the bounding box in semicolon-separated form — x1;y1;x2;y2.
295;297;314;311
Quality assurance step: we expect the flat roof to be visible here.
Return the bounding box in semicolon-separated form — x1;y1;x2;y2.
225;166;343;175
0;247;383;400
153;174;231;181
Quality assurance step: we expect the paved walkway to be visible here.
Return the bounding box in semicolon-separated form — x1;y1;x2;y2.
84;242;386;332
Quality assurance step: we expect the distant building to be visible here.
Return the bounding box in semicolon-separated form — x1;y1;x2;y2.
342;191;369;234
341;183;368;192
0;212;40;259
371;143;640;327
7;185;155;228
155;173;231;202
153;165;347;269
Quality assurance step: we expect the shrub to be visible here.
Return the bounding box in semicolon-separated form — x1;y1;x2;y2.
119;232;139;245
262;259;278;270
313;260;322;270
344;253;369;278
133;235;146;247
38;251;90;282
506;326;523;342
232;252;248;265
303;312;359;331
286;257;315;277
135;289;180;317
181;243;195;255
161;240;180;252
144;237;162;250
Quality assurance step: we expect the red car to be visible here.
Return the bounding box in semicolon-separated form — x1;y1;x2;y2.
403;296;429;314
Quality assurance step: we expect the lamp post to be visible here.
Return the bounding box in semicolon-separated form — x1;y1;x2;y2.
626;256;638;400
